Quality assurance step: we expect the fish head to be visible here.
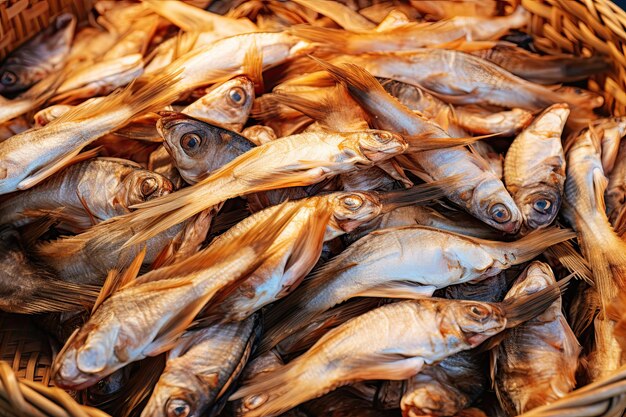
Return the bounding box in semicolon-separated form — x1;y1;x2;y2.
187;76;255;130
329;192;383;232
471;177;521;234
142;367;214;417
515;186;562;233
0;63;46;95
447;300;506;347
157;112;252;184
52;317;124;390
354;129;408;162
121;169;174;208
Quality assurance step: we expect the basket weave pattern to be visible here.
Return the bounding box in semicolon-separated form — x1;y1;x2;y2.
0;0;94;61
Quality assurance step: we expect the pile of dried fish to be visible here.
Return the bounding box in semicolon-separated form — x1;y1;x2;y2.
0;1;623;416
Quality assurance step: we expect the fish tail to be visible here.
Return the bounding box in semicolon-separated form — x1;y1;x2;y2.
501;274;571;328
230;359;323;417
314;58;491;149
378;174;464;212
545;241;593;284
577;217;626;310
499;227;576;263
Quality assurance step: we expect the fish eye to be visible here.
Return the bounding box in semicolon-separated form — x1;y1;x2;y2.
467;304;491;320
532;198;552;214
141;177;158;197
229;87;246;105
489;203;511;223
342;195;364;211
180;132;202;153
1;71;17;86
166;399;191;417
374;131;394;143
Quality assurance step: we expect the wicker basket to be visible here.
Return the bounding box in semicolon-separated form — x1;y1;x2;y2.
0;0;95;61
0;0;626;416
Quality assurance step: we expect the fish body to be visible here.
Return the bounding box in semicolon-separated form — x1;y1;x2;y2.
234;298;512;417
504;103;569;232
141;316;259;417
261;225;573;352
54;54;144;101
493;262;580;414
0;158;172;231
563;118;626;380
0;14;75;94
0;70;180;195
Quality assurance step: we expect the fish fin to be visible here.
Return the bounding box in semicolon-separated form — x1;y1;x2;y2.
92;247;146;313
149;239;177;270
252;95;303;121
276;199;333;297
289;0;375;32
115;355;166;417
16;147;82;191
346;355;425;381
76;190;98;227
468;143;497;175
143;0;255;34
355;281;436;299
495;227;576;264
53;67;182;125
545;241;593;284
13;280;99;314
376;159;413;187
271;85;368;132
243;42;264;94
289;25;353;51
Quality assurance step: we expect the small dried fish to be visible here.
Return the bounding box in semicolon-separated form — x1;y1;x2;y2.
290;7;528;53
158;112;256;184
493;262;580;414
504;103;569;232
0;158;172;232
319;60;521;233
233;287;562;417
0;13;75;94
261;225;574;352
141;316;259;417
